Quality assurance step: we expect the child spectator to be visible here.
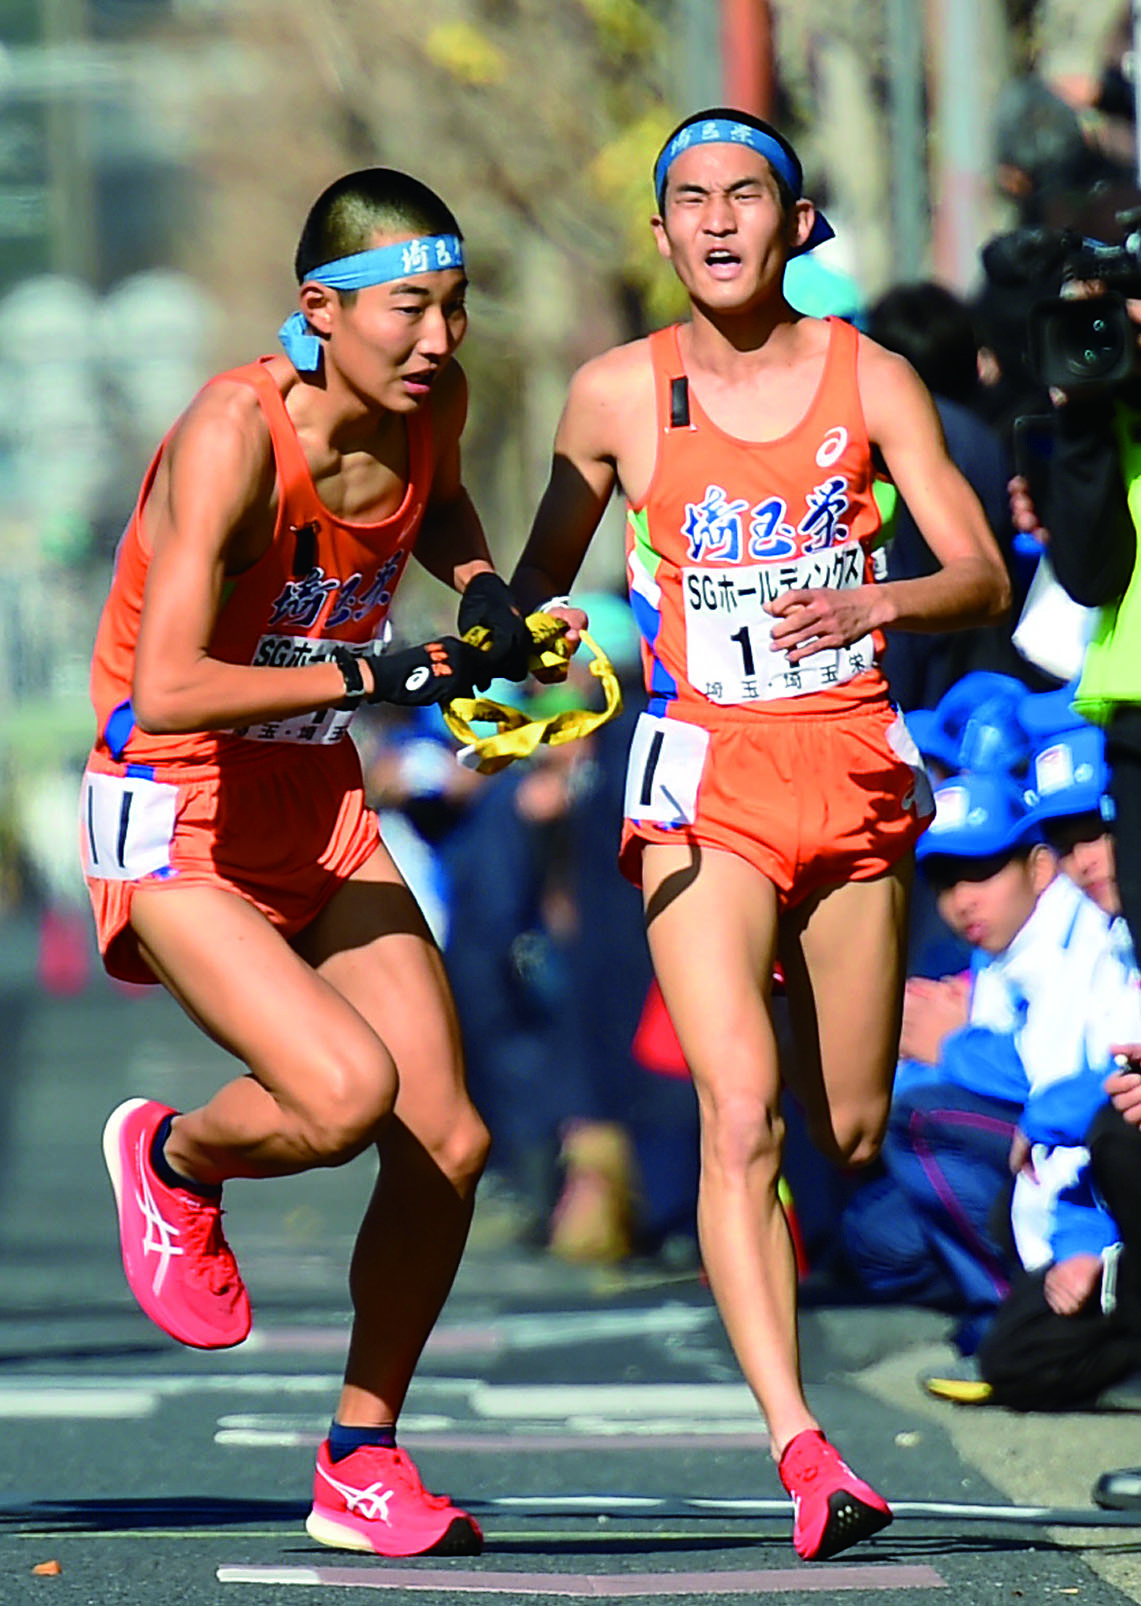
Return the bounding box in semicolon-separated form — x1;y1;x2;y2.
841;770;1049;1354
965;710;1141;1409
1020;693;1121;922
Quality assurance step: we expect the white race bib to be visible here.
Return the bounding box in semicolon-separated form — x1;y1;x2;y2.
81;771;179;881
624;713;710;826
683;542;875;704
231;634;363;745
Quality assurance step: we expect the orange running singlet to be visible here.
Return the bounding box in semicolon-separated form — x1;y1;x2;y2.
625;316;886;717
618;318;932;899
89;356;432;766
81;357;433;982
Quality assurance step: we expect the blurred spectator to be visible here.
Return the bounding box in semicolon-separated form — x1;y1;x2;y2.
903;672;1031;979
1020;692;1121;922
972;240;1055;449
552;594;702;1265
356;703;483;947
970;1092;1141;1410
966;709;1141;1410
442;592;703;1263
865;284;1036;709
974;66;1141;447
846;688;1141;1404
993;76;1108;229
441;717;580;1239
1086;8;1139;170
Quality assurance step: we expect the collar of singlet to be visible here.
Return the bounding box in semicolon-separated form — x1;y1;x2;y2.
653;120;834;255
278;233;465;371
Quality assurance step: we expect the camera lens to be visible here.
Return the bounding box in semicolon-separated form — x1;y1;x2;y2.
1061;308;1127;380
1027;291;1135;391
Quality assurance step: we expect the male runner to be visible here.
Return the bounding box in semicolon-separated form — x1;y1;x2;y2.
512;110;1010;1561
85;168;533;1558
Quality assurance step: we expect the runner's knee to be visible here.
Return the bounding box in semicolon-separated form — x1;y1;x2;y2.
809;1105;887;1170
699;1088;785;1180
291;1051;395;1164
425;1106;491;1192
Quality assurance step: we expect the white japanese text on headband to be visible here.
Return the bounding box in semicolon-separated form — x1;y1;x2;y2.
653;119;834;256
278;233;465;371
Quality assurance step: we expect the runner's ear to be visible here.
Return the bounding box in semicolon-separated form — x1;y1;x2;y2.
298;281;337;339
790;200;816;253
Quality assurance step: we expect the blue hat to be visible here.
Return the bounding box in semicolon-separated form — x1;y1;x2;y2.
916;770;1043;862
1016;681;1084;742
1030;724;1114;824
917;672;1032;775
957;693;1033;776
905;707;960;771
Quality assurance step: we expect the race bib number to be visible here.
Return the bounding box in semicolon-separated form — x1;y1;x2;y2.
683;543;875;704
81;771;178;881
231;634;363;745
624;713;710;826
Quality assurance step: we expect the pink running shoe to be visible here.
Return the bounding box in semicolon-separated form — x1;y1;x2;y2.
306;1441;483;1556
101;1097;251;1350
778;1429;893;1561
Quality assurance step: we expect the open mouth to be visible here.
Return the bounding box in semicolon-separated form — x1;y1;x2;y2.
403;370;436;393
705;248;742;275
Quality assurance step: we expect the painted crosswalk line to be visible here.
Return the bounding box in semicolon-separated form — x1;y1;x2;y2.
216;1561;947;1594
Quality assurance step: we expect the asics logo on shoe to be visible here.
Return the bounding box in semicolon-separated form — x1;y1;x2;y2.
134;1133;183;1294
316;1462;394;1524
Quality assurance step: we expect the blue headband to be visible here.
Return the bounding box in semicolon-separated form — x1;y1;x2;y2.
278;233;465;371
653;119;834;255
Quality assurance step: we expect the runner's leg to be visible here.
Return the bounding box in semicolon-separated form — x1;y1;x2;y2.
777;862;912;1170
130;885;400;1181
291;844;489;1427
641;840;814;1455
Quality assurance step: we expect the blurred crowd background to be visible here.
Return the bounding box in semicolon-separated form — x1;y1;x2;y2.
3;0;1141;1277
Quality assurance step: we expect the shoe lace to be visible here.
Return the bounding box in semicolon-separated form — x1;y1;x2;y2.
180;1195;240;1297
783;1433;842;1493
387;1448;452;1510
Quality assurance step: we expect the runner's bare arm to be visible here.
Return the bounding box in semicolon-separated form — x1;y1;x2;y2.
412;364;497;595
863;346;1010;629
511;355;625;614
769;345;1010;663
132;386;357;732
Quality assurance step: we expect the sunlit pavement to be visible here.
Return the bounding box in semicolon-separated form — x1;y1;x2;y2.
2;914;1140;1604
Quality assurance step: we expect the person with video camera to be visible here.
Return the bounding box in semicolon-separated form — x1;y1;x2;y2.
1008;230;1141;948
1009;232;1141;1507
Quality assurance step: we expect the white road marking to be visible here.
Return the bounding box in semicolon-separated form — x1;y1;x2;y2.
471;1382;757;1419
0;1388;156;1418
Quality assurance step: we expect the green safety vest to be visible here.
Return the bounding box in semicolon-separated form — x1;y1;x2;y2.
1074;406;1141;724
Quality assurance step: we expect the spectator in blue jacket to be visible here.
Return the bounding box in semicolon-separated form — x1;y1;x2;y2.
969;710;1141;1410
841;771;1050;1353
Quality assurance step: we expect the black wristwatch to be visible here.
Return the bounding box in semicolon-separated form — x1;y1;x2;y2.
330;646;366;711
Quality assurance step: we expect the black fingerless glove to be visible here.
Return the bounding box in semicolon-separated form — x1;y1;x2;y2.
457;572;533;682
362;636;491;706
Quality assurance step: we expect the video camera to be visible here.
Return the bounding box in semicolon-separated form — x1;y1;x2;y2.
982;216;1141;392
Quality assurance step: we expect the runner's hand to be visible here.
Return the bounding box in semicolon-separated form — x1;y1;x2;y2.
767;585;882;664
458;572;533;682
362;636;491;706
531;603;588;684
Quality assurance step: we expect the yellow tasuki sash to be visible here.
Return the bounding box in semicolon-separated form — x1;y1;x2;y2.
443;611;622;775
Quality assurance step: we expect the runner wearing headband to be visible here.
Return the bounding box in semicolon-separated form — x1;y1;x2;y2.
513;109;1010;1561
86;167;533;1558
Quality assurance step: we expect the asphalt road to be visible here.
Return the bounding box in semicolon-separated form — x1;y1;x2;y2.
2;910;1140;1604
